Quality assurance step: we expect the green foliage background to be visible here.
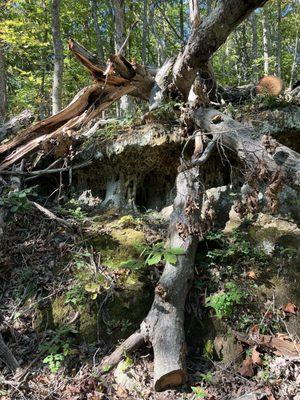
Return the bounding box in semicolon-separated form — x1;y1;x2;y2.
0;0;299;117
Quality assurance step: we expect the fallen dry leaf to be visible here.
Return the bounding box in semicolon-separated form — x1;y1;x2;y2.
283;302;298;315
211;114;223;124
252;347;263;366
246;270;256;279
238;356;254;377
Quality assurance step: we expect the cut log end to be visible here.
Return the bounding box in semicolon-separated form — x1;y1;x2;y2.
256;75;284;97
154;369;187;392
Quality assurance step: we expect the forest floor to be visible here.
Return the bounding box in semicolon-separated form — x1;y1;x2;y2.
1;96;300;399
0;202;299;400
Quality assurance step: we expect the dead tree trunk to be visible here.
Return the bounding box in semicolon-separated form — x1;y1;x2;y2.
140;167;202;391
0;110;35;142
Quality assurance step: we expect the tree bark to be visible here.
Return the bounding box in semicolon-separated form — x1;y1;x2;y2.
141;166;203;391
141;0;148;64
51;0;64;115
289;32;299;89
0;44;7;124
112;0;132;115
193;108;300;191
91;0;105;61
276;0;282;77
0;110;35;142
251;13;258;80
262;9;269;75
171;0;269;99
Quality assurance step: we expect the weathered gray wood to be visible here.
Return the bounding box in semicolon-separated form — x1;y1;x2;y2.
100;331;144;372
141;166;202;391
171;0;269;98
0;110;34;142
193;108;300;190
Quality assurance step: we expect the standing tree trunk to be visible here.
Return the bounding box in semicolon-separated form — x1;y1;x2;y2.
0;44;7;124
91;0;105;61
262;9;269;75
276;0;282;77
141;0;148;64
289;32;299;89
51;0;64;115
251;13;258;80
179;0;185;45
112;0;133;115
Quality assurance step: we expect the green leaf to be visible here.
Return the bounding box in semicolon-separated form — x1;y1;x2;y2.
164;252;177;265
166;247;185;255
120;259;143;270
146;253;162;265
84;283;100;293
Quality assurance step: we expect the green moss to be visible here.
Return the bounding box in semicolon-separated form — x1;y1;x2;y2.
52;295;73;326
79;305;98;342
90;226;145;269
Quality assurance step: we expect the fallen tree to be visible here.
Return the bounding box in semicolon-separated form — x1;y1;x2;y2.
1;0;300;392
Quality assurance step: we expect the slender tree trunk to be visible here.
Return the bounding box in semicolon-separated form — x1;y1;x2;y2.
51;0;64;115
91;0;105;61
112;0;125;53
262;10;269;75
179;0;185;45
142;0;148;64
251;13;258;80
289;33;299;89
0;44;7;124
189;0;200;28
276;0;282;77
112;0;132;115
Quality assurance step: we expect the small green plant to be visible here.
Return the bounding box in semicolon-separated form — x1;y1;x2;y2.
113;215;142;228
203;339;214;359
120;356;134;372
0;186;37;213
41;330;73;373
84;274;105;300
200;371;214;384
144;242;185;266
59;199;87;221
205;282;246;319
191;386;208;399
43;343;71;373
119;242;186;270
65;284;86;306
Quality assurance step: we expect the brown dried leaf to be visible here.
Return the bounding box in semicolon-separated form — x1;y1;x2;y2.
283;302;298;315
211;114;223;124
247;270;256;279
252;347;263;366
238;356;254;377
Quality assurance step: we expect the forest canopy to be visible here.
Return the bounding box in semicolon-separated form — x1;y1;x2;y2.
0;0;299;119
